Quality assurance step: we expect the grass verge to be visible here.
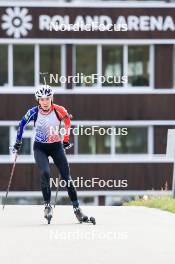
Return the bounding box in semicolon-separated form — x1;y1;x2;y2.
124;196;175;213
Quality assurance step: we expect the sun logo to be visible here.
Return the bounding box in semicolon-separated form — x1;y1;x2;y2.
1;7;33;38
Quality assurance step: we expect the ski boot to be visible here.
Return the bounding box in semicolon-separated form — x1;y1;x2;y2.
44;203;53;224
74;206;96;225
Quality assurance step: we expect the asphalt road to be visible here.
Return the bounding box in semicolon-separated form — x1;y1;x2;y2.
0;205;175;264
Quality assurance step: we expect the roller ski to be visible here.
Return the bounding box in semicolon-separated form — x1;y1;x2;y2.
44;203;53;224
74;207;96;225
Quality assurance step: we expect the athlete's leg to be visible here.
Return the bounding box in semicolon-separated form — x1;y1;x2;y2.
50;142;79;207
33;143;51;204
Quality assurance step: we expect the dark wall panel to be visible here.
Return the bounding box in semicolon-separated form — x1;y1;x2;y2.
0;163;172;191
0;7;175;39
66;44;73;89
1;94;175;120
155;45;174;89
154;126;175;154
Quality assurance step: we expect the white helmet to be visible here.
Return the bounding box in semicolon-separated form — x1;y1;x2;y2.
35;85;53;100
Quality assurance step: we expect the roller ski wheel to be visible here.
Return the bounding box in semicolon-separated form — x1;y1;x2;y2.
44;204;53;224
47;215;52;225
74;207;96;225
89;217;96;225
74;207;88;223
80;216;96;225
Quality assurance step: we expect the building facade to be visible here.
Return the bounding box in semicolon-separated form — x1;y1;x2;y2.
0;1;175;205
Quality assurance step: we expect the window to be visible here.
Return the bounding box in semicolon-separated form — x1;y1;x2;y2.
0;124;150;158
74;45;150;89
0;127;9;154
0;45;8;86
14;126;33;155
40;45;61;86
13;45;34;86
115;127;148;154
128;46;149;87
102;46;123;86
78;127;111;154
75;45;97;86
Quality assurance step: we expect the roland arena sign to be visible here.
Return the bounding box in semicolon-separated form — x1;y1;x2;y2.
0;6;175;39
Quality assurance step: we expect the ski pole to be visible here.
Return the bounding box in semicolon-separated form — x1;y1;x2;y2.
3;152;18;211
54;173;61;208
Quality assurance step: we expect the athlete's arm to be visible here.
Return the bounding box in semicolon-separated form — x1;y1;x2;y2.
63;114;71;142
16;107;37;142
54;105;71;142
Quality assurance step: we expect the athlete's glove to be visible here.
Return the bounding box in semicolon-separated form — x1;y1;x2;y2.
63;141;73;150
12;140;22;153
